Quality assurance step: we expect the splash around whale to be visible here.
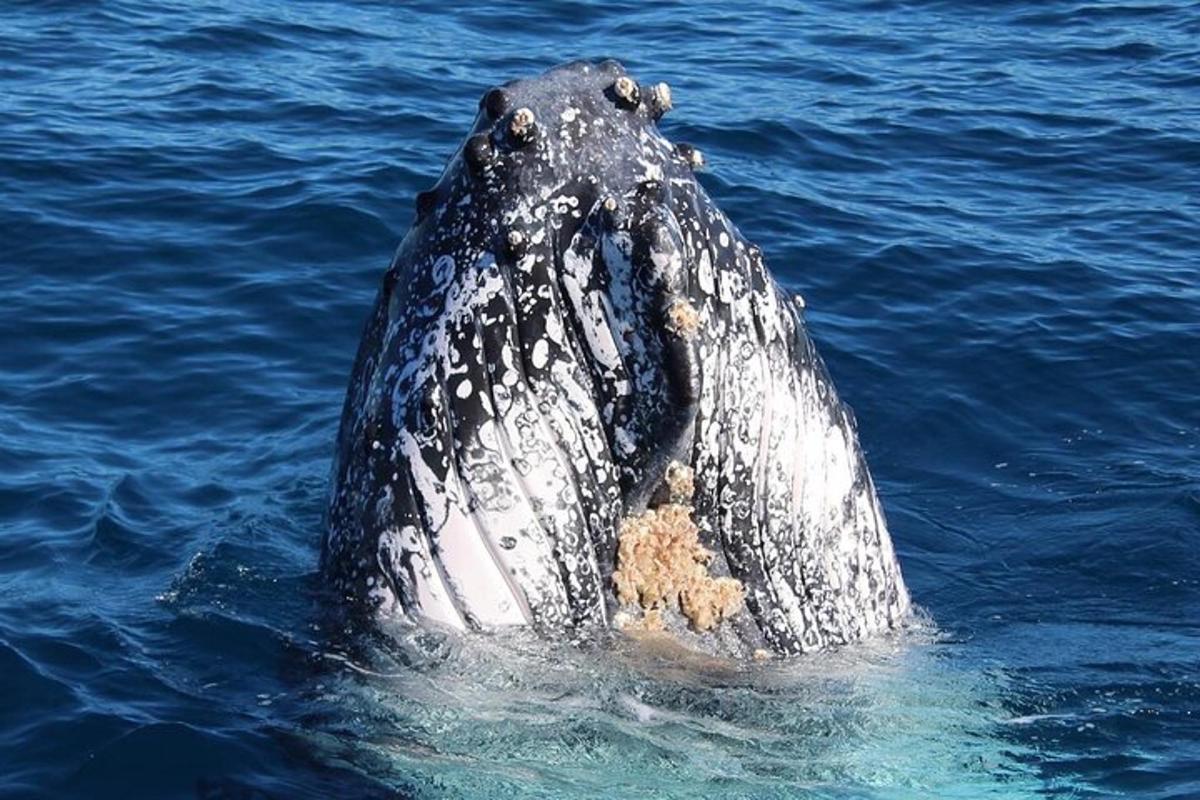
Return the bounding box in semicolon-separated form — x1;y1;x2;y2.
323;59;910;657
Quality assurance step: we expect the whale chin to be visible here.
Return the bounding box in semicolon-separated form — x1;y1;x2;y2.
323;59;910;657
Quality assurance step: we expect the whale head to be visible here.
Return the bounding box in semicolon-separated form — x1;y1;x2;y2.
324;60;909;656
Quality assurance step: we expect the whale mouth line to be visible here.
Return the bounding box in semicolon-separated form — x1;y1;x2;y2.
323;59;910;658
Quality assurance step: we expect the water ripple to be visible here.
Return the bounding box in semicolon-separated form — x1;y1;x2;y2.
1;0;1197;797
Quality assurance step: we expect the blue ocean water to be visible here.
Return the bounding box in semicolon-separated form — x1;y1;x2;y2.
2;0;1198;797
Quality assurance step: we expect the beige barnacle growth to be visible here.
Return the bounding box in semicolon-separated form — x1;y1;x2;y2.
793;293;806;310
663;460;695;504
509;107;537;145
602;196;618;213
612;75;640;109
612;504;745;633
680;574;745;632
647;81;672;118
612;461;745;634
665;298;701;339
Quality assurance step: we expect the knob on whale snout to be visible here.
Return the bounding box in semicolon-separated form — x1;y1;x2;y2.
607;76;673;121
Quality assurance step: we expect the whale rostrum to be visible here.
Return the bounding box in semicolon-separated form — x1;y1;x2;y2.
323;59;910;656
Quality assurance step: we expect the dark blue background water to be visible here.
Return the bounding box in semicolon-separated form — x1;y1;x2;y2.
2;1;1197;798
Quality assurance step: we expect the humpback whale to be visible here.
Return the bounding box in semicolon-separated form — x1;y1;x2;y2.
323;60;909;656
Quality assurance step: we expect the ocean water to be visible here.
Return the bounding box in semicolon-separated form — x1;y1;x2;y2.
2;0;1197;797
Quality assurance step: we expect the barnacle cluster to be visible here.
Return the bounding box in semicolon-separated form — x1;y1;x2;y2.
613;462;744;633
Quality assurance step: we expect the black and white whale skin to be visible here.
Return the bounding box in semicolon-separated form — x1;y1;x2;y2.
323;60;909;656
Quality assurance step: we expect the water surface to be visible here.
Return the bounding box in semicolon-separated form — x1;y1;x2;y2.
2;1;1198;797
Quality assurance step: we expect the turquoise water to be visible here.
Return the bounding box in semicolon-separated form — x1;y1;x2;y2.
2;1;1198;797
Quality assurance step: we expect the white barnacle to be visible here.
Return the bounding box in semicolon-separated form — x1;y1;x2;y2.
614;76;638;103
650;82;672;113
509;107;536;139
